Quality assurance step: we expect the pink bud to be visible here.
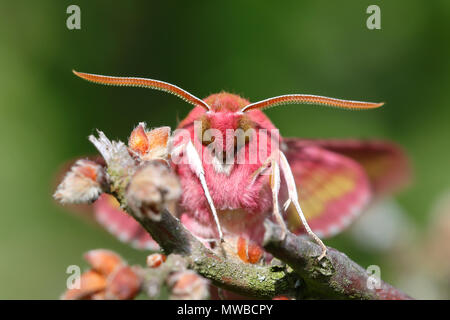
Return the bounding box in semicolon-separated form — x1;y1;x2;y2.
129;123;150;155
61;270;107;300
168;270;209;300
84;249;124;277
53;159;104;204
104;266;141;300
127;162;181;220
146;253;167;268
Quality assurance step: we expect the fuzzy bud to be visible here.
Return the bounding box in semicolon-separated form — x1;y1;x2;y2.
62;249;141;300
167;270;209;300
84;249;124;277
61;270;107;300
104;266;141;300
145;126;170;160
128;123;171;161
129;123;150;155
89;130;135;169
146;253;167;268
126;161;181;220
53;159;105;204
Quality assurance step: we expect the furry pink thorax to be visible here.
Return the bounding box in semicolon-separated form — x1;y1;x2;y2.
174;93;285;243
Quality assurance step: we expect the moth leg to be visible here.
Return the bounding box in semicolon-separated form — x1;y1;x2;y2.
269;159;288;238
176;140;224;242
279;151;327;260
249;158;271;186
249;157;288;237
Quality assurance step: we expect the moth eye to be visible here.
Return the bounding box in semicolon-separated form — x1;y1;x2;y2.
233;139;239;156
203;133;215;146
234;132;251;146
237;116;253;145
233;133;250;156
198;115;213;146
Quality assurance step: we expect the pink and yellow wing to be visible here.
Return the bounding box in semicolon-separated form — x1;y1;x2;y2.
285;138;411;196
93;194;160;250
284;143;372;238
283;138;410;237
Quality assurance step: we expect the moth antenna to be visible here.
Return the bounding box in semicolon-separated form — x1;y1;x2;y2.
241;94;384;112
73;70;211;111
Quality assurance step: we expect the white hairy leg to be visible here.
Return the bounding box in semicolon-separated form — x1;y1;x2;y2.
176;140;224;242
279;151;327;260
269;159;288;237
250;156;288;236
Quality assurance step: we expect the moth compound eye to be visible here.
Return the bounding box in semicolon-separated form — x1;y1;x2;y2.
202;132;215;146
234;130;251;150
197;115;213;146
236;116;253;146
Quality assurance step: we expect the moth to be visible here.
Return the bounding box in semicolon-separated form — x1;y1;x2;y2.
63;71;409;262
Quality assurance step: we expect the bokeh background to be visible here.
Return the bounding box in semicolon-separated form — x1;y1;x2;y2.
1;0;449;299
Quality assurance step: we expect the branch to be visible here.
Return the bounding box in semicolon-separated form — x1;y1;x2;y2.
132;208;298;298
85;131;299;298
123;162;298;298
57;130;412;299
263;220;412;300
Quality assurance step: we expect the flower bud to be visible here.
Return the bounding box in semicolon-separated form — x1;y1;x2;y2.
167;270;209;300
144;126;170;160
126;162;181;220
146;253;167;268
129;123;150;155
53;159;105;204
61;270;107;300
84;249;124;277
128;123;171;161
104;266;141;300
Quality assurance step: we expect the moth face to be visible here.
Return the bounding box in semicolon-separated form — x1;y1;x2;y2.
197;112;254;163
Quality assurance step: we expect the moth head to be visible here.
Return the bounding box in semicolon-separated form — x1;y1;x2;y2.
73;70;384;157
197;109;255;162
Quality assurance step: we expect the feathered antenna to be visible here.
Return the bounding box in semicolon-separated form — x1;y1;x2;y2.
73;71;211;111
241;94;384;112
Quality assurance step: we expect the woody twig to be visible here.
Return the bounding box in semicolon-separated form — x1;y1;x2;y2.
55;130;412;300
263;221;412;300
73;131;299;298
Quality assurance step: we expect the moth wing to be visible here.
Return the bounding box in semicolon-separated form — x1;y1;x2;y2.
283;140;372;238
285;138;411;196
93;194;160;251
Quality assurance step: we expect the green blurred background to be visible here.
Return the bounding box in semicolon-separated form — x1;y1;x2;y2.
1;0;449;299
